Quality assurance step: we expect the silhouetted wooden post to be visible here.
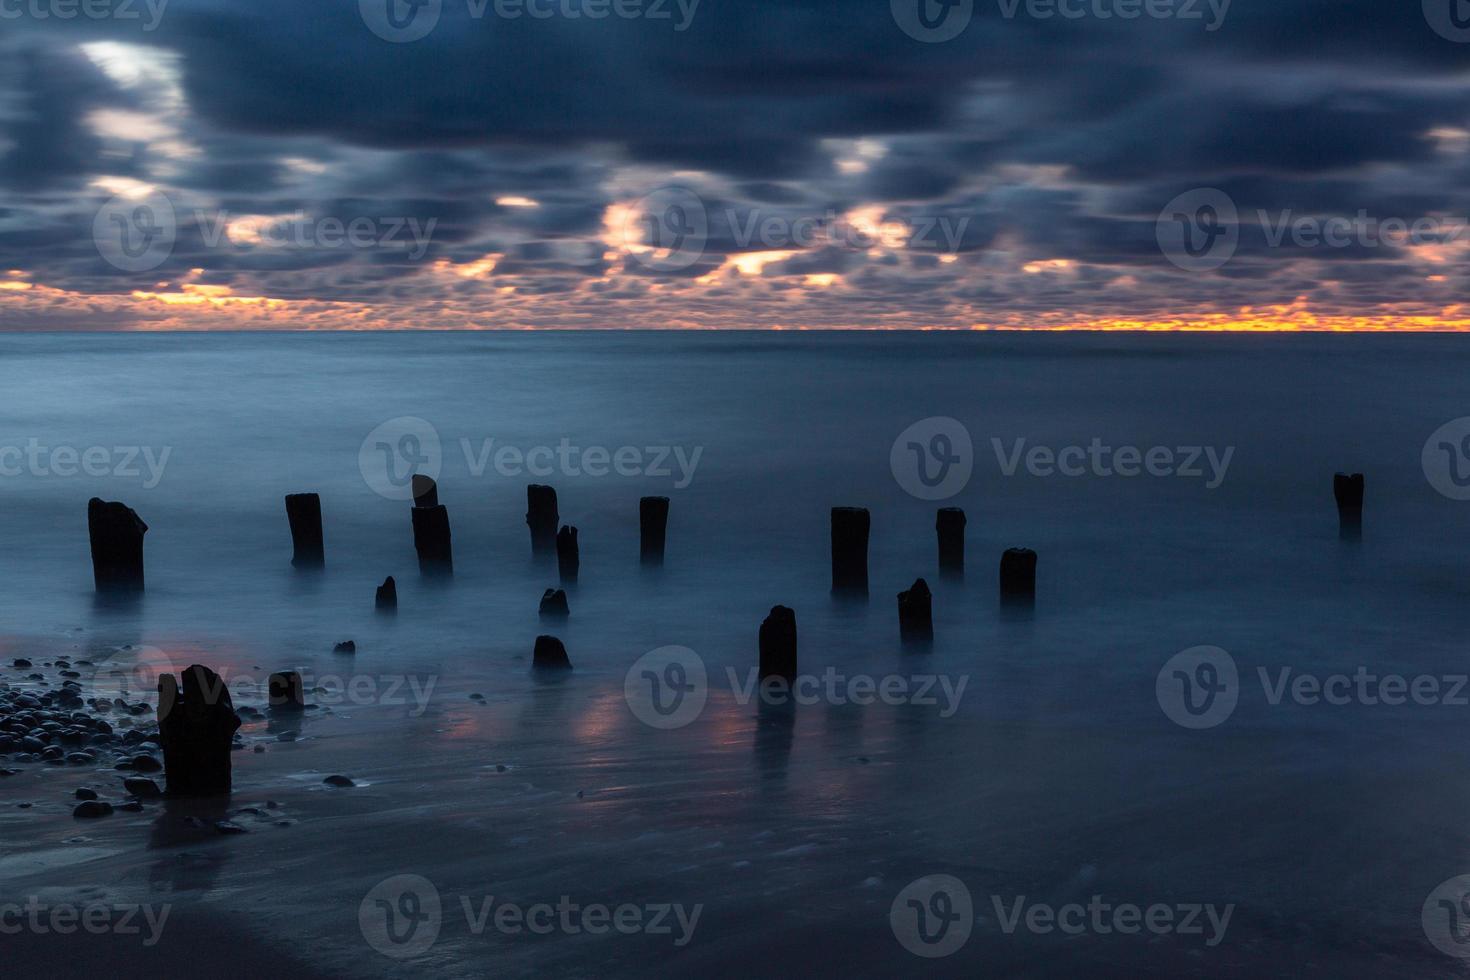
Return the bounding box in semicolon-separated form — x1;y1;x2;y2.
557;525;579;583
527;485;559;556
897;578;933;645
88;497;147;594
539;588;569;618
1000;548;1037;603
640;496;670;566
411;477;452;576
533;635;571;670
376;576;397;611
284;493;324;568
157;665;241;797
1334;473;1363;539
936;507;965;577
759;606;798;681
831;507;870;596
268;671;305;711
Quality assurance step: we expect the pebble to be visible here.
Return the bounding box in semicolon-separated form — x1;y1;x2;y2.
129;754;161;773
13;659;31;668
333;641;356;654
73;801;113;819
214;821;247;835
74;788;98;801
122;777;162;799
322;774;355;788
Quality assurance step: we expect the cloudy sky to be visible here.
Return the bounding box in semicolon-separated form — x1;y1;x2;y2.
4;0;1470;330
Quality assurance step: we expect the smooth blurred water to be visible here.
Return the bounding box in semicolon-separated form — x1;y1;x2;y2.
5;330;1470;978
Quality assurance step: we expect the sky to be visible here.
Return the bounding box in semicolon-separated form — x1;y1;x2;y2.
4;0;1470;330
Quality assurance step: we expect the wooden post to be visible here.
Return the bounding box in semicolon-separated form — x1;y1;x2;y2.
759;606;798;681
284;493;324;568
87;497;147;594
936;507;965;577
533;635;572;670
376;576;397;611
527;485;559;556
539;588;569;618
411;477;452;577
268;671;305;712
557;525;579;583
1334;473;1363;539
157;665;241;797
1000;548;1037;603
897;578;933;645
640;496;670;566
831;507;870;596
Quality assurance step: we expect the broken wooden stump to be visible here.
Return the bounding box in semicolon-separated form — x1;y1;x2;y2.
157;664;241;797
533;635;571;670
557;525;579;583
897;578;933;646
376;576;397;611
1334;472;1363;539
640;496;670;566
539;588;569;618
936;507;965;577
267;671;305;712
831;507;870;596
1000;548;1037;604
88;497;147;594
759;605;798;682
527;485;559;556
411;477;452;577
284;493;324;569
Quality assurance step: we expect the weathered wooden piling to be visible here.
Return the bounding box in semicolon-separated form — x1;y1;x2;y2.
411;477;452;576
1334;472;1363;538
937;507;965;577
640;496;670;565
897;578;933;645
267;671;305;712
831;507;870;596
539;588;569;618
527;485;560;556
533;635;572;670
376;576;397;611
87;497;147;594
157;664;241;797
557;525;579;583
1000;548;1037;603
284;493;324;568
759;605;798;682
